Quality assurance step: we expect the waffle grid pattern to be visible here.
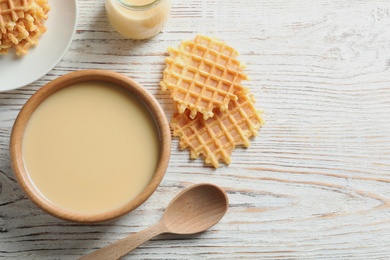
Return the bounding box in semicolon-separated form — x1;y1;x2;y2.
171;93;263;168
161;35;249;120
0;0;49;55
0;0;31;34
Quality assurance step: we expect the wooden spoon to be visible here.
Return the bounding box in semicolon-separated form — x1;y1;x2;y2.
80;183;229;260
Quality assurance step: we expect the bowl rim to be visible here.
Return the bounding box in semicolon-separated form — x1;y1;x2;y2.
10;69;171;223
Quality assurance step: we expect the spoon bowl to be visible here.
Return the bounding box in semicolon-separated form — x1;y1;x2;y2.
80;183;229;260
162;184;228;234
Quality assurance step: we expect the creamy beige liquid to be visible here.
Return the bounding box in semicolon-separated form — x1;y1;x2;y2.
105;0;172;39
22;82;160;214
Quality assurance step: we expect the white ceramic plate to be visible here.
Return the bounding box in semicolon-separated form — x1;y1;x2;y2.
0;0;78;92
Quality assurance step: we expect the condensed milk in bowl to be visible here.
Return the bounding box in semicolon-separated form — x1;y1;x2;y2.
10;70;171;223
105;0;172;40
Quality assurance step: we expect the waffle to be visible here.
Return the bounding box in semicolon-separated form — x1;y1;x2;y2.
171;92;264;168
160;35;249;120
0;0;50;55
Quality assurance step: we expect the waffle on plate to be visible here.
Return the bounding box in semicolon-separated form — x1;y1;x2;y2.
0;0;50;55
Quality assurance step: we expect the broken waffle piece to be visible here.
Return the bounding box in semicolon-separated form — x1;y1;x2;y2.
160;35;249;120
171;92;264;168
0;0;50;55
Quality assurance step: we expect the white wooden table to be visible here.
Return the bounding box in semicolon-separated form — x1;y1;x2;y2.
1;0;390;259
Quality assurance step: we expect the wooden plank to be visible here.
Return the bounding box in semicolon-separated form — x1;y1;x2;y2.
0;0;389;259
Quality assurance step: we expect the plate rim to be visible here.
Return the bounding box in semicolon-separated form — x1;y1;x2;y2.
0;0;79;92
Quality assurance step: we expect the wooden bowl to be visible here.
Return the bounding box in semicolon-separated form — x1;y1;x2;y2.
10;70;171;223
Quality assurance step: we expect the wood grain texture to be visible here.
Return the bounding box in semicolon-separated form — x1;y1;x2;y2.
1;0;390;259
80;184;228;259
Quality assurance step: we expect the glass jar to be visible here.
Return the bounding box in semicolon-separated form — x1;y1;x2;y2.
105;0;172;40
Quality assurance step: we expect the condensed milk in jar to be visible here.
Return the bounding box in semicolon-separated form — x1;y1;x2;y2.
105;0;172;40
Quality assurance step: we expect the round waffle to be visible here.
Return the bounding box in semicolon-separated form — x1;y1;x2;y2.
160;35;249;120
171;92;263;168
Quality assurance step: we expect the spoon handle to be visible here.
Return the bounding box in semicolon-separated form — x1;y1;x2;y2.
79;222;166;260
